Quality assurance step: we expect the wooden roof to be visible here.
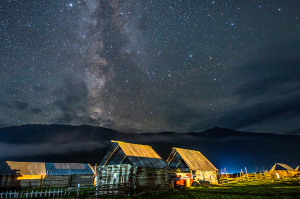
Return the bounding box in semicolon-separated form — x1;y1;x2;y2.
0;161;95;175
4;161;47;175
99;141;169;169
270;163;295;171
166;147;218;171
111;140;161;159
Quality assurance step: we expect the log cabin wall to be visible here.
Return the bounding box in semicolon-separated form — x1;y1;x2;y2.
41;175;70;188
96;164;169;196
70;174;95;187
194;170;218;184
135;167;169;195
0;175;21;190
96;164;133;196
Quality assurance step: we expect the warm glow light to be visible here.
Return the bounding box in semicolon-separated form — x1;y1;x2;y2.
17;175;45;180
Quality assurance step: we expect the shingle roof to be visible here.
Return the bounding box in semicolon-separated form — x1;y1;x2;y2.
166;147;218;171
112;141;161;159
271;163;295;171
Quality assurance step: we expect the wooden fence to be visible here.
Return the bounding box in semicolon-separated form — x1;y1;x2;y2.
0;188;69;198
219;169;299;184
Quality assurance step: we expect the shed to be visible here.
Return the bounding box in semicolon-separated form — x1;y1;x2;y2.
96;140;169;196
166;147;218;184
0;161;46;189
43;163;95;187
0;161;95;189
270;163;297;178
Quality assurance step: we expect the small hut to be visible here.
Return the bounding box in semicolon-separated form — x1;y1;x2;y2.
0;161;46;189
270;163;296;178
96;140;170;196
0;161;95;189
166;147;218;185
43;163;95;187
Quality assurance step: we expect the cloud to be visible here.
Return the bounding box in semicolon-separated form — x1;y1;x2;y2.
13;101;30;110
234;42;300;100
163;101;207;132
223;42;300;131
216;92;300;129
0;142;104;159
53;78;89;123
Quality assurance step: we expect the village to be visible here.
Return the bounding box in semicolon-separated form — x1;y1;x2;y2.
0;140;300;198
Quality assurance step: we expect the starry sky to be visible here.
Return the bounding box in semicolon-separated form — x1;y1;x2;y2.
1;0;300;133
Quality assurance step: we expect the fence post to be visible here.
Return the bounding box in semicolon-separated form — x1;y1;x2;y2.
224;168;229;184
220;169;223;185
77;184;80;198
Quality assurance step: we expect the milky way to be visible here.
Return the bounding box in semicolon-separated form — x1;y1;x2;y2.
1;0;300;133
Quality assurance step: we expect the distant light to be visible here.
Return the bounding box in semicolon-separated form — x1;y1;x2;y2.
69;3;73;7
189;54;193;57
278;8;281;11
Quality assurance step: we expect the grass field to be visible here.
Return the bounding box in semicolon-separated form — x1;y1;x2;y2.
9;177;300;198
138;178;300;199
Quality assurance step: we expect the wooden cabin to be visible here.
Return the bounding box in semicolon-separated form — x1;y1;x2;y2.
43;163;95;187
166;147;218;185
0;161;46;189
0;161;95;189
96;140;170;196
270;163;297;178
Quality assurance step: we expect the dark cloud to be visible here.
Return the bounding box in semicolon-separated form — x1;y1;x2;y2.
223;42;300;131
52;77;114;127
31;108;42;114
234;42;300;100
53;78;89;123
216;92;300;129
0;142;104;159
13;101;30;110
165;102;205;130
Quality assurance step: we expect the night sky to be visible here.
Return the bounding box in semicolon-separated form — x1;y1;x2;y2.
1;0;300;134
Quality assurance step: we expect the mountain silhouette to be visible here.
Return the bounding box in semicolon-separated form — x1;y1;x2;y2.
1;124;299;173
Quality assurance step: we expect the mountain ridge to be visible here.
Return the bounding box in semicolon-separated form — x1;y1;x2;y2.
0;124;299;173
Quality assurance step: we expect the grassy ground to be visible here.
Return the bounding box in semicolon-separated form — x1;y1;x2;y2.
138;178;300;199
7;177;300;198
